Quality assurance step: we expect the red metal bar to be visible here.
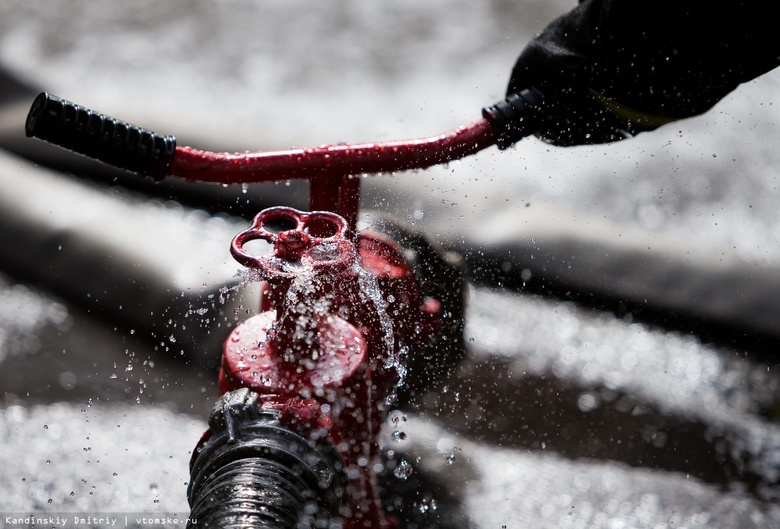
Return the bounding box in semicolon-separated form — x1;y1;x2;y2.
169;118;496;184
338;176;361;237
307;176;362;237
309;176;343;215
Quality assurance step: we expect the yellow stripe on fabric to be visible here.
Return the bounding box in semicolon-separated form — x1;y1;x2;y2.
589;88;678;128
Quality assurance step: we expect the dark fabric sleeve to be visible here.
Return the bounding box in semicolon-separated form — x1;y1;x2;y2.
595;0;780;117
510;0;780;121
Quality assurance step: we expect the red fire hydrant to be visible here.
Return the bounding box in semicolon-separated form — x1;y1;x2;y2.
189;206;441;528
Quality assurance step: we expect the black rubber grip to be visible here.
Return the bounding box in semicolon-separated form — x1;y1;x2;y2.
25;92;176;179
482;87;543;149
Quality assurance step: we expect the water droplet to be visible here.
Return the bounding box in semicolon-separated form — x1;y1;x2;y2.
390;412;402;426
393;459;413;479
417;496;437;514
391;430;407;442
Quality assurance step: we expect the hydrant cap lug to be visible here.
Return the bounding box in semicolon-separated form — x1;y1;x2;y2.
208;388;263;442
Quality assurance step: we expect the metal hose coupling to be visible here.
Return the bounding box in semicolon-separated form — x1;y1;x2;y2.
482;87;543;149
188;389;348;529
25;92;176;179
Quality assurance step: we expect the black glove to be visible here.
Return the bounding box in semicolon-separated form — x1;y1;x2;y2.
488;0;780;148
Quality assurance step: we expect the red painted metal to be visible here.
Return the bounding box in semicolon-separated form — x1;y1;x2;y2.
170;118;494;185
170;118;494;233
219;207;439;528
185;110;482;527
25;92;484;525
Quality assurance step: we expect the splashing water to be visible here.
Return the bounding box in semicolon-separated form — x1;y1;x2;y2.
355;264;395;360
393;459;413;479
233;242;405;402
355;263;408;404
280;264;331;359
417;496;438;514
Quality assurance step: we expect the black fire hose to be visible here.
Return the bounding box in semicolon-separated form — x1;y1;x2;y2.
187;389;347;529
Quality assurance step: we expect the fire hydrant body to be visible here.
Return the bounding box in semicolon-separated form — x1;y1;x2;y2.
193;207;439;528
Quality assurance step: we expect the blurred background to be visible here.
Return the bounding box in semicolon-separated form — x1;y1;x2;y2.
1;1;779;527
